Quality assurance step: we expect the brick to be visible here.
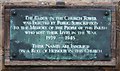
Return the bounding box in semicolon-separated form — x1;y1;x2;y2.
7;0;56;2
65;0;113;3
0;0;119;3
0;2;2;71
0;0;10;3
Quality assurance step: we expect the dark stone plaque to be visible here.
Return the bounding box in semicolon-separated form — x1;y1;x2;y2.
10;8;112;60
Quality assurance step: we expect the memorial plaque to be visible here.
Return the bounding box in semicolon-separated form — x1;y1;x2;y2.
10;8;112;60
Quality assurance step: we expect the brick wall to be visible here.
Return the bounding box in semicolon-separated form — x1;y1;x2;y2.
0;2;3;71
0;0;120;71
0;0;119;2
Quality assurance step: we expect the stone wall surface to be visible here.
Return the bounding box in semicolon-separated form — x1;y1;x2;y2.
0;0;120;71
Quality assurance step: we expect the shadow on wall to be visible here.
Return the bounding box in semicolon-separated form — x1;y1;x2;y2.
0;29;2;47
0;5;2;46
